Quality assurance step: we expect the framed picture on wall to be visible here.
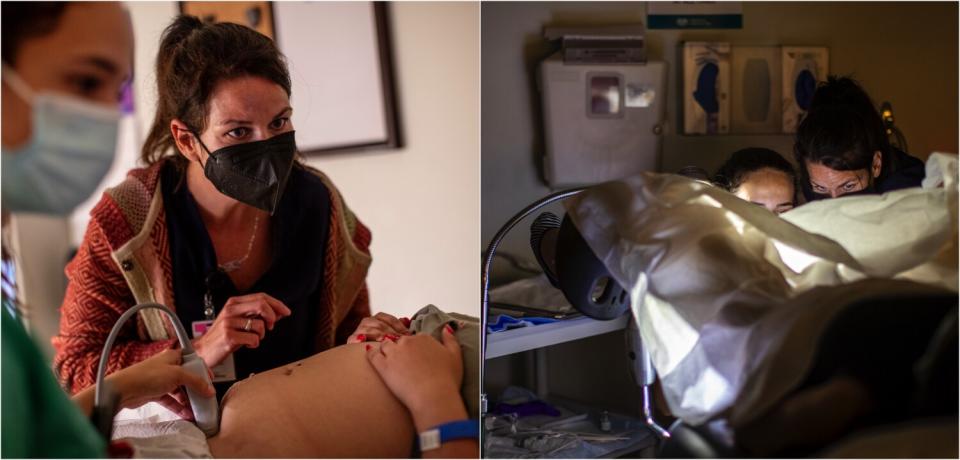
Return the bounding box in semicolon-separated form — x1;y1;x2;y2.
178;1;402;154
179;2;276;38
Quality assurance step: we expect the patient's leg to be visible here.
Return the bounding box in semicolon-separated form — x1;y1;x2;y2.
737;295;957;456
208;343;415;458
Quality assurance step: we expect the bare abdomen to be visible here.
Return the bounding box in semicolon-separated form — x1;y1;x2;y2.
208;343;415;458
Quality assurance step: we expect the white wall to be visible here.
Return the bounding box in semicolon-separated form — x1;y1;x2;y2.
65;2;478;321
306;2;480;319
481;1;959;268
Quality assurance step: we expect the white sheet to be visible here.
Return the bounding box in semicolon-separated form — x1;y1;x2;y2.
113;419;212;458
112;402;212;458
565;153;958;426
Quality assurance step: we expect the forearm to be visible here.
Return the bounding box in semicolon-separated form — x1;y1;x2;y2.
55;337;175;394
410;393;477;459
71;385;97;418
69;372;133;418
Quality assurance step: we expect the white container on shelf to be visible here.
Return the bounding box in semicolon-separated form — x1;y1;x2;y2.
540;52;667;187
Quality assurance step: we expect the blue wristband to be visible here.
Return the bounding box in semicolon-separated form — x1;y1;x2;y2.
418;419;479;451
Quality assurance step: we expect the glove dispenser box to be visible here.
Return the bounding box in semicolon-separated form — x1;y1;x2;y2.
682;42;731;134
782;46;829;133
540;52;667;187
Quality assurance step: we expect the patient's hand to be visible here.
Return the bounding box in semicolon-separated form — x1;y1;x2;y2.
347;312;411;343
365;324;465;431
366;326;476;457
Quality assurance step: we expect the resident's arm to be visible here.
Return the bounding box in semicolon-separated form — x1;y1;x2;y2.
71;349;215;417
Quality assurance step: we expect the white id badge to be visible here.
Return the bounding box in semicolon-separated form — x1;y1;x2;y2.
191;319;237;382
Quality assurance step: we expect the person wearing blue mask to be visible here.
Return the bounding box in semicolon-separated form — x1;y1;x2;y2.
793;76;925;201
1;3;216;457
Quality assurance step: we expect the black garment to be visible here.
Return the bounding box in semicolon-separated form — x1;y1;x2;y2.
802;293;957;423
876;148;925;193
801;148;925;202
161;161;331;400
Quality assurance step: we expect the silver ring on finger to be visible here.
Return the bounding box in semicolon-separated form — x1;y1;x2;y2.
243;318;252;332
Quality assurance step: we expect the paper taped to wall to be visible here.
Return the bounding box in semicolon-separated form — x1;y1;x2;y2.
782;46;829;133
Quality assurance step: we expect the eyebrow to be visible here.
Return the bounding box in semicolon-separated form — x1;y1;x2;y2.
750;201;793;208
76;55;120;76
219;106;293;126
72;54;133;86
811;178;858;191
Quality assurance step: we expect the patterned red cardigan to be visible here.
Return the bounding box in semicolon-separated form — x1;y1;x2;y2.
52;159;372;394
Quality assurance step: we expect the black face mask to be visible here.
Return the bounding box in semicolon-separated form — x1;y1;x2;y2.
803;174;877;202
195;130;297;215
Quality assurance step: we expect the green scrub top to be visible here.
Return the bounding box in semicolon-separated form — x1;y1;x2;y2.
2;295;106;458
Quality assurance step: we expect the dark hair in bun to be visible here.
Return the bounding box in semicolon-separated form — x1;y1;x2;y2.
141;15;292;166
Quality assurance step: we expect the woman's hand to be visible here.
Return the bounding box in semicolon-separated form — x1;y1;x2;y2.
365;323;465;430
347;312;412;343
71;348;215;421
193;292;292;368
108;349;215;412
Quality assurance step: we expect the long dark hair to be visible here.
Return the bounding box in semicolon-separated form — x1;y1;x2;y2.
794;76;892;179
141;15;292;168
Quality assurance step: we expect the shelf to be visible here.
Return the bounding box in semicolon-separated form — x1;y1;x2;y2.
483;395;657;458
485;313;630;359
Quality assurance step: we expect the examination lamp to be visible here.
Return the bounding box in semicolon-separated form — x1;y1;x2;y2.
480;187;670;440
481;188;585;417
881;101;909;153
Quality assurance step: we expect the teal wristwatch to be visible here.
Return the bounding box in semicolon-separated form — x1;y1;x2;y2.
418;419;479;451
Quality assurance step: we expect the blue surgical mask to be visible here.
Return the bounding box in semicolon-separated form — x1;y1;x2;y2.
1;65;120;215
